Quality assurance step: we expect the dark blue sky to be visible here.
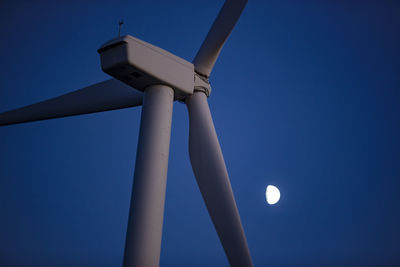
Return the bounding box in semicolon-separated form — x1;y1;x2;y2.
1;0;399;266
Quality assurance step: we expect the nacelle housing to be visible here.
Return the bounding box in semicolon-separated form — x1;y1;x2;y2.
98;35;194;99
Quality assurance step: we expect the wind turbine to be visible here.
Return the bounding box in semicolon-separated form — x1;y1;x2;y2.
0;0;252;266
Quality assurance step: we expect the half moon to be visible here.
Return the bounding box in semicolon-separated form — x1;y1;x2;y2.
266;185;280;205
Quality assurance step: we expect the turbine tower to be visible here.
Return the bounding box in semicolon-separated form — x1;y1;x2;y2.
0;1;252;266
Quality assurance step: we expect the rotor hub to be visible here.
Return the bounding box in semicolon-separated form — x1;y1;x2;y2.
194;72;212;97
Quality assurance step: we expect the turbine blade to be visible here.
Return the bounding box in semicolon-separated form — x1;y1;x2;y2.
0;79;143;126
186;91;253;267
193;0;247;77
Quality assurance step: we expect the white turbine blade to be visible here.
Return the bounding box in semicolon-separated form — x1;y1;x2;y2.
0;79;142;126
186;91;253;267
193;0;247;77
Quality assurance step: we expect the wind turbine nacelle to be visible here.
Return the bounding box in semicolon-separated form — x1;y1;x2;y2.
98;35;194;99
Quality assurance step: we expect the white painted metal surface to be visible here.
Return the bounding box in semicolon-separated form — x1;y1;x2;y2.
123;85;174;267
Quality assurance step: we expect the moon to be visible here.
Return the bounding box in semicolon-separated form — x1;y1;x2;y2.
265;185;280;205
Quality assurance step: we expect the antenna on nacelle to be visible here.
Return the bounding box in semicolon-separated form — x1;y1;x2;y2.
118;19;124;37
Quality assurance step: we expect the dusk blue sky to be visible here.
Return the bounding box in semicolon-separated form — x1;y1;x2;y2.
1;0;399;266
